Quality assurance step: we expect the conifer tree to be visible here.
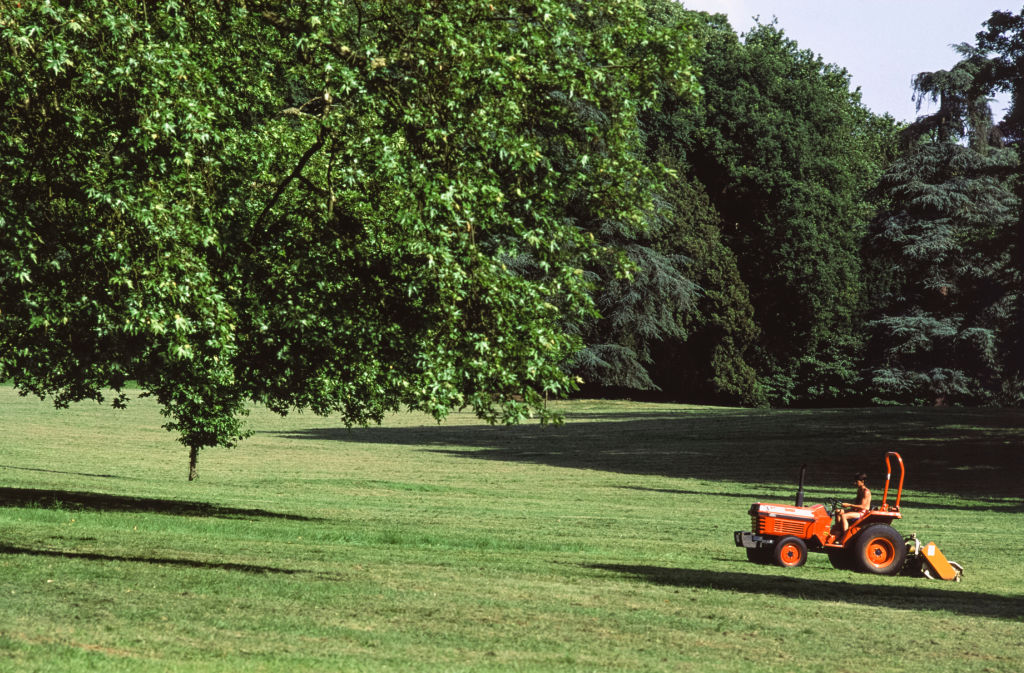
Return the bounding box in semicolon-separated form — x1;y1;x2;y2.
974;9;1024;392
866;55;1019;404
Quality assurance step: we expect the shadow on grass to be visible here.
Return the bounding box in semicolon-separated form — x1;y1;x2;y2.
0;487;318;521
0;464;123;479
586;563;1024;622
617;485;769;500
273;406;1024;500
898;498;1024;514
0;543;302;575
614;487;1024;513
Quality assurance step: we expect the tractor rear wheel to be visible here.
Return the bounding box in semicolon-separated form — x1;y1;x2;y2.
773;536;807;568
852;525;906;575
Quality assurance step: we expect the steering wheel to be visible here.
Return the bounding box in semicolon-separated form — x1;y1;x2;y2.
825;497;843;516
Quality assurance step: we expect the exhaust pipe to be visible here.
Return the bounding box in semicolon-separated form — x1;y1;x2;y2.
795;464;807;507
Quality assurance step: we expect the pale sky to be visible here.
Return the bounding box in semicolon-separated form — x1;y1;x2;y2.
679;0;1017;123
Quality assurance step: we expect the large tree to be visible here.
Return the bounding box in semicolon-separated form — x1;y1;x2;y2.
628;2;764;406
974;8;1024;392
866;7;1024;406
864;7;1024;405
647;171;763;405
865;139;1017;404
645;13;888;405
553;1;705;395
0;0;700;478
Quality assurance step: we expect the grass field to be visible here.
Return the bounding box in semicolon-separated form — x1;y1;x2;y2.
1;387;1022;672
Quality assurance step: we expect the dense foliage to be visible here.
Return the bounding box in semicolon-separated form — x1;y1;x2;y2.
863;7;1024;406
866;142;1018;404
975;9;1024;388
583;5;889;406
0;0;700;477
576;3;1024;410
4;1;1024;478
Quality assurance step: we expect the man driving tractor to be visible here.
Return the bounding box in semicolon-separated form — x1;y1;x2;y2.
837;472;871;532
735;452;963;579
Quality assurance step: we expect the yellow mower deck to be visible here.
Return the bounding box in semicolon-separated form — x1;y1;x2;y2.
918;540;964;581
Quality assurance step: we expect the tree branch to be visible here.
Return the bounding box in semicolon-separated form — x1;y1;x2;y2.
254;129;327;232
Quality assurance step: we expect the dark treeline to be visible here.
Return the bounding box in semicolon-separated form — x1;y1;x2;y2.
575;2;1024;409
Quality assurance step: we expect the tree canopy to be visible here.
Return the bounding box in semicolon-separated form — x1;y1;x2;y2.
863;6;1024;405
581;8;890;406
5;2;1024;480
0;0;700;477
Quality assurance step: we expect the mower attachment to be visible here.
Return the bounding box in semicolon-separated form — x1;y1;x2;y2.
904;535;964;581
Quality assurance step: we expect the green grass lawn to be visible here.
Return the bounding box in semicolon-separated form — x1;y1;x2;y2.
1;388;1022;672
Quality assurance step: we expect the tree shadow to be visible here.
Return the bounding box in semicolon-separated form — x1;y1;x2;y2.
585;563;1024;622
897;498;1024;514
617;485;770;500
0;543;300;575
0;487;319;521
616;487;1024;513
0;544;347;581
0;464;124;479
273;406;1024;500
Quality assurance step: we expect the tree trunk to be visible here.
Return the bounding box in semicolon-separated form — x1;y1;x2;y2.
188;446;200;481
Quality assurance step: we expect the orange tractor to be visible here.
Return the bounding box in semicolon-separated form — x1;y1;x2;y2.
734;452;963;579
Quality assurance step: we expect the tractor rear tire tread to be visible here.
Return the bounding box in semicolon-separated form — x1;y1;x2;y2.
851;525;906;575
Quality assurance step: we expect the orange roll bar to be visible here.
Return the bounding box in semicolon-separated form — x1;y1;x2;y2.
882;451;904;511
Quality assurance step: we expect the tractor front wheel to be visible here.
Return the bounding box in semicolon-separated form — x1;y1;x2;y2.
852;525;906;575
773;536;808;568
